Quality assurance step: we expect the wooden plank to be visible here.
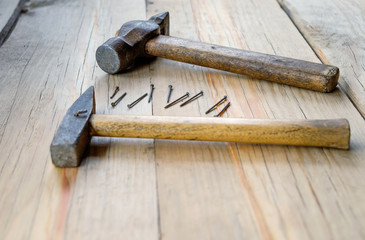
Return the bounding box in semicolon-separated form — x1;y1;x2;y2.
0;0;364;239
147;0;365;239
278;0;365;117
0;1;159;240
147;3;265;239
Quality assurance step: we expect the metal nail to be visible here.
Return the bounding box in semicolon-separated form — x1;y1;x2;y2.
205;96;227;114
111;92;127;107
148;84;155;103
214;102;231;117
180;91;204;107
110;86;120;99
74;109;87;117
164;92;189;109
167;85;173;103
128;93;148;108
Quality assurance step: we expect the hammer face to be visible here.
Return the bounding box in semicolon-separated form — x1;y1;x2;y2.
96;37;129;74
50;86;95;167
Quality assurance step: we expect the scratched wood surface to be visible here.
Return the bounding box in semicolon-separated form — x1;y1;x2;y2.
0;0;158;239
0;0;364;240
148;0;365;239
278;0;365;117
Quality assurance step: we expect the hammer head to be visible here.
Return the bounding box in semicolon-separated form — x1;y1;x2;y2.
50;86;95;167
96;12;169;74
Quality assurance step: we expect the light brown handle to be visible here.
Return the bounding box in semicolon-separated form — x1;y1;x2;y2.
90;115;350;149
145;35;339;92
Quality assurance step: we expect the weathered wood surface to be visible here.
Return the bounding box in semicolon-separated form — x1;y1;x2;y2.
0;0;364;240
148;0;365;239
278;0;365;117
0;0;158;239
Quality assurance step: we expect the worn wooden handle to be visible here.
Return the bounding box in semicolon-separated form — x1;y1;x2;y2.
145;35;339;92
90;115;350;149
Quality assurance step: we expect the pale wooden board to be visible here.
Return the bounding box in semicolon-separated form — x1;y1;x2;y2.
278;0;365;118
0;0;364;240
0;0;159;239
147;0;365;239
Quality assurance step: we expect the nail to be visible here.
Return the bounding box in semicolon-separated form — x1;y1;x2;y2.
214;102;231;117
110;86;120;99
74;109;87;117
128;93;148;108
205;96;227;114
148;84;155;103
164;92;189;109
111;92;127;107
167;85;173;103
180;91;204;107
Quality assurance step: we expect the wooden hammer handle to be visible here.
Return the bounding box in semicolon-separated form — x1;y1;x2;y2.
90;115;350;149
145;35;339;92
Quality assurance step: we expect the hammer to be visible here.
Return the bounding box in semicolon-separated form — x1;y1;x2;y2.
50;86;350;167
96;12;339;93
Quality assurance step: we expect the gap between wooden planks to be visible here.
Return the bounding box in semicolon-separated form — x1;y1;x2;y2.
0;0;24;47
278;0;365;118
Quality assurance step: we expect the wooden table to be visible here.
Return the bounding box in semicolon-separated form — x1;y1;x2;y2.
0;0;364;239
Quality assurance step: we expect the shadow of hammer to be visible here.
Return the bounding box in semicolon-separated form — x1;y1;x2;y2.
96;12;339;92
50;86;350;167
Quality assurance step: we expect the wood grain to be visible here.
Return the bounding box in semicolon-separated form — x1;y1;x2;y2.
146;35;339;92
90;115;350;149
0;0;364;239
278;0;365;117
147;0;365;239
0;0;158;239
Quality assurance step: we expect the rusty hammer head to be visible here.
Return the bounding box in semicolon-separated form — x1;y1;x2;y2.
96;12;169;74
50;86;95;167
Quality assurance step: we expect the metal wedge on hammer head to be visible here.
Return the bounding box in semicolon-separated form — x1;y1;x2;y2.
50;86;350;167
96;12;339;92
